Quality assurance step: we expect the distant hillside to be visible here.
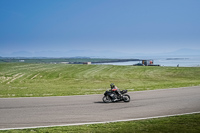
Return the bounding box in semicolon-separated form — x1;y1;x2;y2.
1;48;200;58
167;49;200;55
0;50;133;58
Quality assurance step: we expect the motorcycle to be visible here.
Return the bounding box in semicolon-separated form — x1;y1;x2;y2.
102;89;130;103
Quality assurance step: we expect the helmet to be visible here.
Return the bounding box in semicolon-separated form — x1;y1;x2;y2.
110;83;115;88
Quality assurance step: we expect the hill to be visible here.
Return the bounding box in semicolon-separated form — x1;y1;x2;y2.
0;63;200;98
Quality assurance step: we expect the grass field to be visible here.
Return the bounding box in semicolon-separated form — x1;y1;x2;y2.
0;63;200;98
1;113;200;133
1;63;200;132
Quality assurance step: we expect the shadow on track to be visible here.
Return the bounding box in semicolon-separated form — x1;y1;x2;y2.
94;101;125;104
94;101;104;104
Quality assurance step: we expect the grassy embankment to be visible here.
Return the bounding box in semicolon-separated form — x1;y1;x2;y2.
1;113;200;133
0;63;200;97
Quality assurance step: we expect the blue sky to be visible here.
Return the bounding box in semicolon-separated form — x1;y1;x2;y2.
0;0;200;57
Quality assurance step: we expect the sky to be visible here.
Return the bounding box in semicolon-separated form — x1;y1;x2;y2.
0;0;200;57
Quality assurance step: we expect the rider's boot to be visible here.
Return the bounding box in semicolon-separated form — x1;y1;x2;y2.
112;98;117;102
112;95;117;102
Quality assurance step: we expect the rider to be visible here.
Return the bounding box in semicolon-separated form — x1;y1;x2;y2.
110;83;121;101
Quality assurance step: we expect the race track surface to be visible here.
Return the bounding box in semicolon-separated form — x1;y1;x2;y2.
0;86;200;130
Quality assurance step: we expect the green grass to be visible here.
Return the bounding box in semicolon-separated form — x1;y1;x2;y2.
1;113;200;133
0;63;200;97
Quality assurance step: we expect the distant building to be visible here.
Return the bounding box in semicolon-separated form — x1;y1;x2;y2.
141;60;160;66
19;60;25;62
60;62;69;64
142;60;153;66
83;62;91;65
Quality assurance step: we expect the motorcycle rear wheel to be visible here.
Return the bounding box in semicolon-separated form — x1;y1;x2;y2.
102;96;112;103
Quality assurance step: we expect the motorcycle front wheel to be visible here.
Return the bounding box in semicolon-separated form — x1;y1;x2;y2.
123;94;130;102
102;96;112;103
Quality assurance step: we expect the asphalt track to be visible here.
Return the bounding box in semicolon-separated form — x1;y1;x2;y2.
0;86;200;130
